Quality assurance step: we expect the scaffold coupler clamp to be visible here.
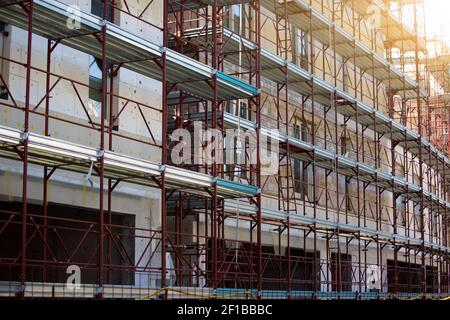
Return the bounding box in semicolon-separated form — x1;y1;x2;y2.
21;131;29;141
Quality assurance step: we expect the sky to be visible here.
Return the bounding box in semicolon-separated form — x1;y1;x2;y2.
424;0;450;45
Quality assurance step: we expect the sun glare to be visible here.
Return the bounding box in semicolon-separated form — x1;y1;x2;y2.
424;0;450;43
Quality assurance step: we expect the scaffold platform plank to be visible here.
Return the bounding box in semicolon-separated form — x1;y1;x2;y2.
344;0;421;52
213;28;449;178
224;199;450;253
222;112;450;213
260;0;422;98
0;0;259;101
0;125;258;199
169;0;253;11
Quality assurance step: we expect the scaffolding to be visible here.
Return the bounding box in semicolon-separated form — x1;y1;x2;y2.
0;0;448;299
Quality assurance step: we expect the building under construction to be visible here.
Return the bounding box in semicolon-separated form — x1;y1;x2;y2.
0;0;448;299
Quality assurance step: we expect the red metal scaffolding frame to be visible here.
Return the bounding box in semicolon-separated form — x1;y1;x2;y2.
0;0;448;299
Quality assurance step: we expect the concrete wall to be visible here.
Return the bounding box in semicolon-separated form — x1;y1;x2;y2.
0;0;165;288
0;0;446;291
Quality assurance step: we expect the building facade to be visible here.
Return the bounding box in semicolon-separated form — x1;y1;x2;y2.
0;0;448;299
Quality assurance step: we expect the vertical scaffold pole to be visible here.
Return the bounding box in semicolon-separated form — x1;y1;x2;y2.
20;0;34;298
